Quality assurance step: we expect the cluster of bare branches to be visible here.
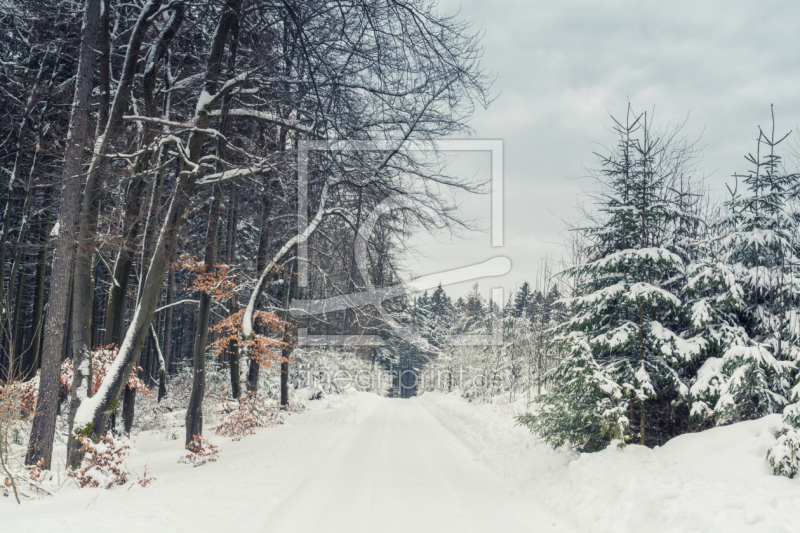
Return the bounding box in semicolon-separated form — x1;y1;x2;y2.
0;0;491;470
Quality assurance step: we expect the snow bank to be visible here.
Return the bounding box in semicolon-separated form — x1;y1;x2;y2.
418;391;800;533
1;391;384;532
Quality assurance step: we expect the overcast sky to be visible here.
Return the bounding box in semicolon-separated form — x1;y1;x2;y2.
403;0;800;301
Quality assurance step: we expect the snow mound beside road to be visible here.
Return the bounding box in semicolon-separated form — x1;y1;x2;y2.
418;391;800;533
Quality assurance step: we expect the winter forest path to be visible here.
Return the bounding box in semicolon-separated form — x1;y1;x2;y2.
261;398;572;532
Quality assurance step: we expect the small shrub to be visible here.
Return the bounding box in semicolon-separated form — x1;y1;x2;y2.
181;435;219;467
68;432;132;488
213;395;284;441
767;427;800;478
768;403;800;478
137;463;156;487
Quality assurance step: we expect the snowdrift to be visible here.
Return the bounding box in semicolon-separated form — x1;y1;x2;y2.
418;391;800;533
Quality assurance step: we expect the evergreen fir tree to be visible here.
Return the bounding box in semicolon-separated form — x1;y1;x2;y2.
519;109;702;450
704;121;799;423
513;282;533;318
430;283;452;318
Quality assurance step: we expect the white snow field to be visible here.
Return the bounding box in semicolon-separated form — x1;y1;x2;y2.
4;390;800;532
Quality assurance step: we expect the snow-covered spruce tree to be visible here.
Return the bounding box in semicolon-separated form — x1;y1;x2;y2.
512;282;534;318
707;121;799;424
714;118;800;478
683;223;749;423
518;108;704;450
515;338;629;452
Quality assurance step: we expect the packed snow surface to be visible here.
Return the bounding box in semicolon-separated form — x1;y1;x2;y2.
4;390;800;532
261;397;570;532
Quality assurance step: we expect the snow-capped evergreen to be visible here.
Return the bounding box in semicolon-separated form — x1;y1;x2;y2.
697;124;800;426
519;109;705;449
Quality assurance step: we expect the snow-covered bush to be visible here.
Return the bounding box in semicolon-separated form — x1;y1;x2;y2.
767;427;800;478
213;395;284;440
67;432;132;488
132;361;230;438
181;435;219;467
767;403;800;478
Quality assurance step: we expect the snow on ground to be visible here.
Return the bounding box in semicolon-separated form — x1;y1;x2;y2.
418;391;800;533
5;389;800;532
1;391;382;533
260;396;572;532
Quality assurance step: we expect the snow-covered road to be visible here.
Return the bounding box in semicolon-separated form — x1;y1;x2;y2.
261;398;571;532
3;393;571;533
5;391;800;532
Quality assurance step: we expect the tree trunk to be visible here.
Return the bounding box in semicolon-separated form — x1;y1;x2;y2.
228;312;240;398
163;258;175;372
11;268;24;367
122;387;136;435
26;0;101;469
69;0;241;457
96;0;110;137
29;189;52;373
185;185;223;446
280;261;298;408
226;184;240;397
104;251;133;345
247;195;272;394
155;330;167;401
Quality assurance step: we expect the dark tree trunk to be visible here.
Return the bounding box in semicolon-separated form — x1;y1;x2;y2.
105;252;133;345
122;387;136;435
11;268;24;366
247;194;272;394
26;0;101;469
186;185;223;446
226;184;240;398
163;258;175;372
280;261;298;408
96;0;110;136
29;190;51;373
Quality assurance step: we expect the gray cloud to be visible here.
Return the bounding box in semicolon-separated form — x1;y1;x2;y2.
404;0;800;299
